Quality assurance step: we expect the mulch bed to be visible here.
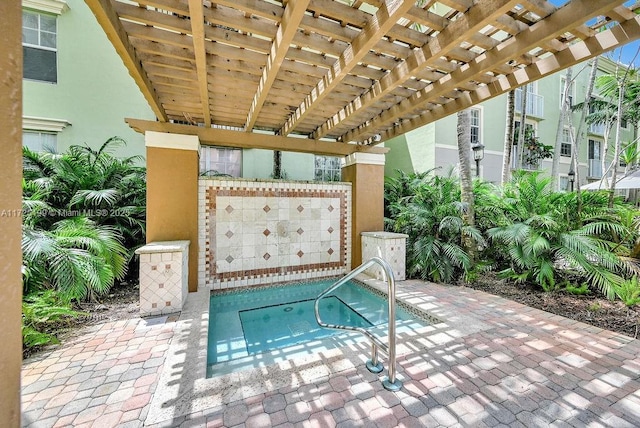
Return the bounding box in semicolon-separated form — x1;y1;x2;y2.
461;273;640;339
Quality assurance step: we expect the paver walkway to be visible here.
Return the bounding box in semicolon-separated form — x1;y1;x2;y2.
21;279;640;427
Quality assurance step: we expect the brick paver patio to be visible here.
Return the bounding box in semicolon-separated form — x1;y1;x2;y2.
21;279;640;427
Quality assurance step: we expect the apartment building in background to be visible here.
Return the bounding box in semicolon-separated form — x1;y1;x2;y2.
384;56;636;190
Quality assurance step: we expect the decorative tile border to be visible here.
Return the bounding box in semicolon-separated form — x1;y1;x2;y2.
199;179;352;290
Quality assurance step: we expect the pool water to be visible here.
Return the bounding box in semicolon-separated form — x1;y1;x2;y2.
207;279;427;375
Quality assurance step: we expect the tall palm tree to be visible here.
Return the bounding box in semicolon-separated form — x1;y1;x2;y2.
551;67;572;190
501;90;516;185
457;108;475;232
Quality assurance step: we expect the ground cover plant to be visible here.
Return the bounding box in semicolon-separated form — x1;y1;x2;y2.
21;138;146;352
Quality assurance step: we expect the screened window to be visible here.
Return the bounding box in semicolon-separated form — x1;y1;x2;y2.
23;11;57;83
23;131;57;152
470;108;481;145
561;128;572;157
314;156;341;181
199;147;242;177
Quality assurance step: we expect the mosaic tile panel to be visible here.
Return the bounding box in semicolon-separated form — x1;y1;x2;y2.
137;241;190;316
361;232;408;281
198;179;352;289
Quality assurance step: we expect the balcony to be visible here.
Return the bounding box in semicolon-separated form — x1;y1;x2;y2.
515;89;544;118
588;159;603;178
589;122;606;135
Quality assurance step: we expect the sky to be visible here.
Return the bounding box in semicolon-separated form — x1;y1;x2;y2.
547;0;640;68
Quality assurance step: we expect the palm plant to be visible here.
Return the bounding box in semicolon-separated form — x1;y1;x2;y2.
23;138;146;261
488;172;635;297
385;171;484;283
22;217;128;302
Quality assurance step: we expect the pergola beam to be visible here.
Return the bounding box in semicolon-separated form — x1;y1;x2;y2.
382;15;640;141
313;0;521;140
245;0;310;132
345;0;627;143
125;118;388;156
85;0;167;121
278;0;416;137
187;0;211;126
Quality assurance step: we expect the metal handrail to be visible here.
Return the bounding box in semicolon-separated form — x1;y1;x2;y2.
314;257;402;391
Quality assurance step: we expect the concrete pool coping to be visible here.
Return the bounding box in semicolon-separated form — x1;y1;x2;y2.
145;273;472;425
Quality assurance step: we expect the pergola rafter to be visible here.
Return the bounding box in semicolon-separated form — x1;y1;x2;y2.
84;0;640;148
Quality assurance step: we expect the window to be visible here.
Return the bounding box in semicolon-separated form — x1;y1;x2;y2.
588;139;601;160
561;128;572;157
23;130;57;152
23;10;57;83
560;76;575;108
314;156;341;181
621;118;628;129
470;108;481;145
199;147;242;177
559;175;570;192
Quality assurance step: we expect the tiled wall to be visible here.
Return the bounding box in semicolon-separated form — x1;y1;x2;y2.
199;179;352;289
361;232;408;281
137;241;190;317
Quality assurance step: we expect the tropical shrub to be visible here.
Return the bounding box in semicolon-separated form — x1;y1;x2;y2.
488;172;636;298
385;170;484;283
21;138;145;350
22;291;82;349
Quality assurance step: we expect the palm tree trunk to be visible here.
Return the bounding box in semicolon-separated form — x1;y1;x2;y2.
457;109;475;237
552;68;572;190
273;150;282;179
573;57;599;216
516;85;528;169
609;81;627;207
501;90;516;185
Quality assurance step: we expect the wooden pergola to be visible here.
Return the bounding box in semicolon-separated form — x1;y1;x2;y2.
86;0;640;154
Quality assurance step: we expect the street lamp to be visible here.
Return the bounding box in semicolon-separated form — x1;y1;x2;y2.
567;168;575;192
471;142;485;178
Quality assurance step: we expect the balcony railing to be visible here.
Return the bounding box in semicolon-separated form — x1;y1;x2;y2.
589;122;606;135
515;89;544;118
588;159;603;178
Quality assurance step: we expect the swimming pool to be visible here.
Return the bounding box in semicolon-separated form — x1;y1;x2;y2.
207;279;429;376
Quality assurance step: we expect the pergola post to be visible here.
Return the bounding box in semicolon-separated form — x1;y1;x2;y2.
0;0;23;424
341;153;386;268
145;131;200;292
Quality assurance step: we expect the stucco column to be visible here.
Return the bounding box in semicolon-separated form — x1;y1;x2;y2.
145;131;199;292
341;152;386;267
0;1;23;425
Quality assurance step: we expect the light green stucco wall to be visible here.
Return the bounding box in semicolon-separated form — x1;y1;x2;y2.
385;124;436;176
22;0;155;159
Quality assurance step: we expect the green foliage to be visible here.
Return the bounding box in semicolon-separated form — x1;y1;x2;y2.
384;169;640;305
384;170;484;283
564;282;590;296
22;291;82;348
488;172;634;299
22;216;129;302
614;275;640;307
23;137;146;253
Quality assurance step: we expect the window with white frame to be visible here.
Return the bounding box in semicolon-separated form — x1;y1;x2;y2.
199;146;242;177
22;10;57;83
561;128;572;157
558;175;570;192
23;130;57;152
314;155;341;181
470;108;481;145
560;76;575;108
